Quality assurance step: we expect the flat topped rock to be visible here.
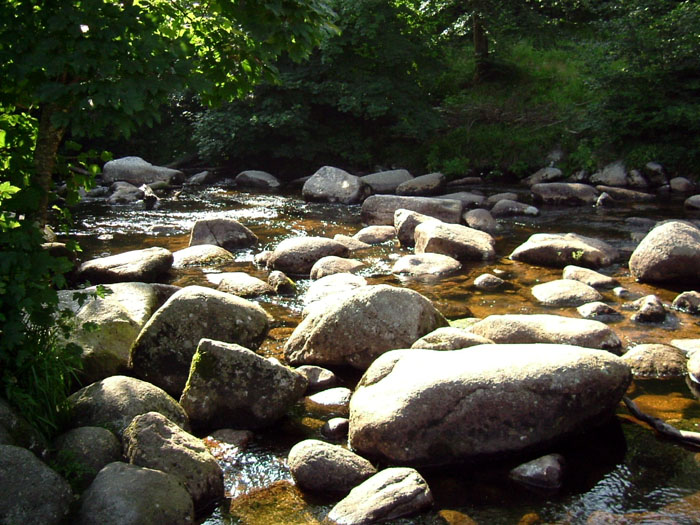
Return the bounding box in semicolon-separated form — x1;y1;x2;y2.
510;232;619;269
392;253;462;279
172;244;234;268
531;183;599;205
362;195;463;225
77;247;173;284
563;265;618;289
213;272;275;296
360;169;413;194
234;170;281;189
268;236;350;276
415;221;496;261
532;279;603;307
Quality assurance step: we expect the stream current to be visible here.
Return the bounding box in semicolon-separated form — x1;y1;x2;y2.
71;180;700;524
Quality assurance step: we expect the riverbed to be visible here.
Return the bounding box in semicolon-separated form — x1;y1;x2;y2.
71;180;700;524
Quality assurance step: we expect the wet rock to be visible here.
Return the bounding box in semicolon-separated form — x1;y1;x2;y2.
577;301;622;322
102;156;184;186
123;412;223;513
522;167;564;186
510;232;619;269
590;161;627;187
672;291;700;314
530;183;599;206
328;467;434;524
235;170;281;189
486;192;519;207
107;181;144;204
509;453;565;491
215;272;275;297
396;172;445;196
394;208;440;248
184;170;216;186
491;199;539;217
67;375;189;436
268;236;350;276
362;195;463;225
684;195;700;211
613;286;632;299
411;327;492;350
305;387;352;417
53;427;122;488
352;225;396;244
172;244;235;268
303;166;370;204
467;314;621;351
531;279;602;307
58;283;161;384
0;445;72;525
629;221;700;283
670;176;695;193
189;218;258;251
562;265;618;289
439;191;487;209
596;192;615;207
689;352;700;383
392;253;462;279
179;339;307;430
206;429;254;449
268;270;297;295
130;286;270;397
348;345;630;465
415;221;496;261
629;295;667;323
288;439;377;495
254;250;274;267
595;185;655;202
77;247;173;284
77;462;194;525
333;234;371;252
321;418;350;441
360;169;413;194
473;273;506;290
285;284;448;369
464;208;501;235
295;365;338;392
621;344;688;379
310;256;365;280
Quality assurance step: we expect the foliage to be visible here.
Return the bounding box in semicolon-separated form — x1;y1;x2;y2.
192;0;442;175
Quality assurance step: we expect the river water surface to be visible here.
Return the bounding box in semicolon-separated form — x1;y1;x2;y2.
71;181;700;524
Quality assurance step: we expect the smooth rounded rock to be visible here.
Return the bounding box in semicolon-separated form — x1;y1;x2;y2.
577;301;622;322
491;199;539;217
621;344;688;379
321;418;350;441
53;427;122;488
629;295;667;323
214;272;275;297
362;195;463;226
590;161;627;187
394;209;440;248
531;183;599;206
352;225;396;244
310;256;365;280
531;279;603;307
305;387;352;417
392;253;462;279
102;156;184;186
295;365;338;392
189;218;258;251
234;170;281;189
288;439;377;495
522;167;563;186
360;169;413;194
172;244;234;268
510;233;619;269
303;166;370;204
268;236;350;276
411;327;492;350
629;221;700;283
396;172;445;196
672;291;700;314
689;352;700;383
77;247;173;284
268;270;296;295
415;221;496;261
562;265;618;289
509;453;565;490
464;208;501;235
474;273;506;290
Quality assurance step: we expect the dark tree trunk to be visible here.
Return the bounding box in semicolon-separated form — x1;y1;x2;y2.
33;104;66;226
473;13;490;82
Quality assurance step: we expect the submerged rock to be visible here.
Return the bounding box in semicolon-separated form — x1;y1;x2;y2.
285;284;448;369
328;467;434;524
348;345;631;465
490;199;539;217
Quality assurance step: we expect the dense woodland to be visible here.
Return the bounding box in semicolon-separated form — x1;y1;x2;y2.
1;0;699;438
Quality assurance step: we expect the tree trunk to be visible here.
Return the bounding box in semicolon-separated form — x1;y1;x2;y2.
473;13;490;82
33;104;66;227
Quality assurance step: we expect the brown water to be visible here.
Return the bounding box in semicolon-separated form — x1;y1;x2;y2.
71;182;700;524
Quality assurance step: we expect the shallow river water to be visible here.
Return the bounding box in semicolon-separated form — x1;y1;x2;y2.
71;180;700;524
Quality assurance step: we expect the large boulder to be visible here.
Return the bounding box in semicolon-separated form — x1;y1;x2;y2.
123;412;224;513
284;284;448;369
395;172;445;196
629;220;700;283
288;439;377;495
267;236;350;276
510;233;619;269
620;344;688;379
189;218;258;251
360;169;413;194
362;195;462;225
530;183;599;206
394;209;440;248
102;156;184;186
466;314;621;351
414;221;496;261
179;339;307;431
348;345;631;465
0;445;72;525
67;375;189;436
77;247;173;284
590;161;627;187
59;283;161;384
129;286;269;397
77;462;194;525
107;182;144;205
522;167;564;186
53;427;122;489
327;467;433;524
303;273;368;316
303;166;370;204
